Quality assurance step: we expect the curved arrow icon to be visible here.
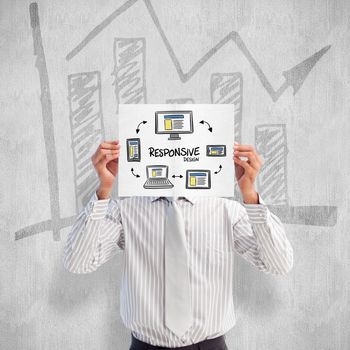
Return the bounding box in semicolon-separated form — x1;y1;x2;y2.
131;168;140;177
214;165;222;174
199;120;213;132
136;120;147;134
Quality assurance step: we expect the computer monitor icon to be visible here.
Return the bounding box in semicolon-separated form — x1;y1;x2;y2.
143;165;174;189
155;111;194;140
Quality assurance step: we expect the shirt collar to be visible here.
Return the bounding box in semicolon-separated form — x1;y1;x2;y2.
148;196;196;205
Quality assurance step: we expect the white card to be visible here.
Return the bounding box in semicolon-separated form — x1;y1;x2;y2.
118;104;235;197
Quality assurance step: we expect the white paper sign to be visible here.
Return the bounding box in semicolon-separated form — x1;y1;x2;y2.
118;104;235;197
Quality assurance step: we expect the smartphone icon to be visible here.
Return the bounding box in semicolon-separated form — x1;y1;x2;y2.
126;138;141;162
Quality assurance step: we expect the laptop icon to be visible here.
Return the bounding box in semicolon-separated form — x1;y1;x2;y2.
143;165;174;189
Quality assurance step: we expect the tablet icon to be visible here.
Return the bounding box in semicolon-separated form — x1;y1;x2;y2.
186;170;211;189
206;145;226;157
155;111;193;140
143;165;174;189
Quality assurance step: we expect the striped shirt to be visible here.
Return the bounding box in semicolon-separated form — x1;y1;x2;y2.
63;192;293;348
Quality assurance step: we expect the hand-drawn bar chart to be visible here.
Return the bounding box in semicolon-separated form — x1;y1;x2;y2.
255;124;337;226
211;72;243;200
68;71;105;214
66;0;331;103
14;2;337;242
255;124;289;205
112;38;147;109
210;73;243;144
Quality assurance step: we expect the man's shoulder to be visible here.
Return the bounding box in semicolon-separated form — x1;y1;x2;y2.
194;196;240;203
112;196;154;204
192;196;244;210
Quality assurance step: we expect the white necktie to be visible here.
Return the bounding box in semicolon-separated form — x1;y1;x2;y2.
164;197;193;338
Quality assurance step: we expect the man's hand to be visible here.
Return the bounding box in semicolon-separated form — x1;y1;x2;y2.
91;140;120;199
233;142;263;204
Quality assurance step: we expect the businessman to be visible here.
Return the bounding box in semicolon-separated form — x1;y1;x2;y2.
63;139;293;350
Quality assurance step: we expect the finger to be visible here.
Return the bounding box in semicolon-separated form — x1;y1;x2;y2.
106;152;120;159
233;144;255;152
233;150;263;165
234;150;257;163
234;151;255;158
92;142;120;162
234;144;262;163
103;139;119;144
93;149;120;165
100;141;120;150
235;150;262;169
102;152;120;165
234;150;256;164
233;156;252;172
94;154;119;179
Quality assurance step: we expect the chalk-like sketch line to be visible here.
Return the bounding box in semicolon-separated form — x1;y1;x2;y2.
29;3;61;241
112;38;147;110
15;5;106;241
15;3;336;243
166;98;194;104
210;72;242;198
254;123;337;226
66;0;139;61
15;216;77;241
255;124;289;205
66;0;331;102
68;71;105;214
269;205;337;227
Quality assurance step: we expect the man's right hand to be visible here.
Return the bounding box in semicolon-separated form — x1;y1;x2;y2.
91;140;120;199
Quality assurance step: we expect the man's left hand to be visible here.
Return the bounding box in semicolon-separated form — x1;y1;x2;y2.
233;143;264;204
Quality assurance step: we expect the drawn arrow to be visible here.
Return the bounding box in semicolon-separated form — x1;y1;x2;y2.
136;120;147;134
199;120;213;132
231;35;331;102
214;165;222;174
172;174;183;178
281;45;331;97
66;0;331;102
14;3;336;243
131;168;140;177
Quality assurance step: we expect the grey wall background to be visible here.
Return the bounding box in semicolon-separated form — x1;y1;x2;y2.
1;0;349;349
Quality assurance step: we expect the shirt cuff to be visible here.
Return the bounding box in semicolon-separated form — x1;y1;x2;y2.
84;190;111;220
243;193;269;224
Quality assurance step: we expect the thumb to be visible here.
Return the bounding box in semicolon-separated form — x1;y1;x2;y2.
101;153;112;166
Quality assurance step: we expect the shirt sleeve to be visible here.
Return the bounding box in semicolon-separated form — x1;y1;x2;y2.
63;190;124;274
231;193;293;275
